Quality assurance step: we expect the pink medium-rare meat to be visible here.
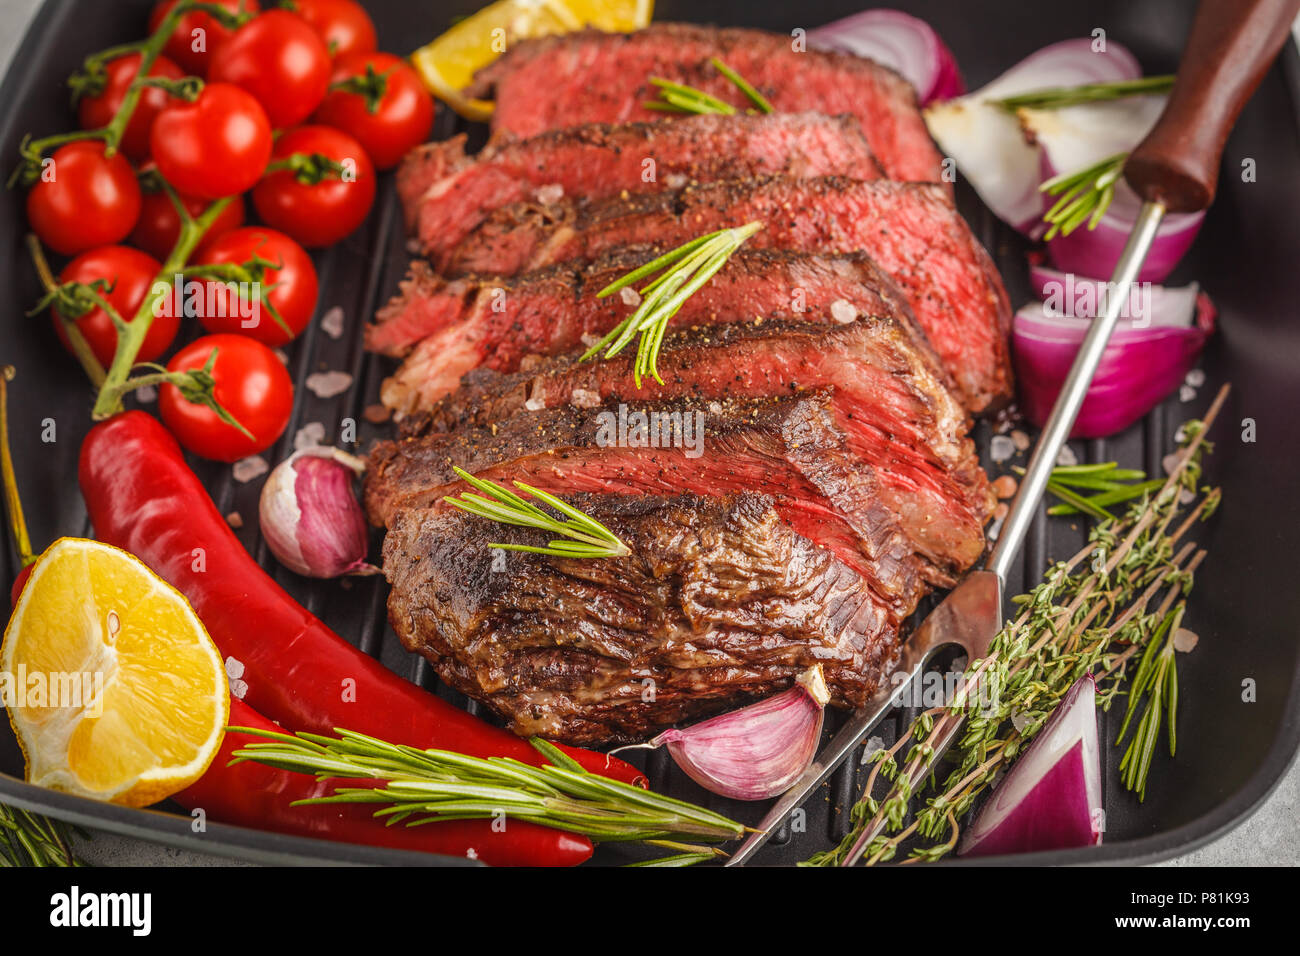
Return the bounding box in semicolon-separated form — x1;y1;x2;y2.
399;113;883;263
365;392;933;618
442;175;1013;412
369;247;923;414
404;316;995;583
467;23;944;184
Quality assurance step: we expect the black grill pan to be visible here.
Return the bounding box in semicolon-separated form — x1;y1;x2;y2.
2;0;1298;866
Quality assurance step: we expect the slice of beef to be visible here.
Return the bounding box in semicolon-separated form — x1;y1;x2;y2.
443;175;1012;411
403;317;994;582
369;247;919;413
402;113;882;265
365;392;929;617
467;23;943;184
383;493;901;744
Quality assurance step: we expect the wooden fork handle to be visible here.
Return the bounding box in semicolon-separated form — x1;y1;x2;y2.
1125;0;1300;212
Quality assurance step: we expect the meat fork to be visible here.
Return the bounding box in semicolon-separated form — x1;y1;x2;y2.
726;0;1300;866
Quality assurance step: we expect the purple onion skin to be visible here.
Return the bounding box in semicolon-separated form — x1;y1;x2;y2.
290;456;371;577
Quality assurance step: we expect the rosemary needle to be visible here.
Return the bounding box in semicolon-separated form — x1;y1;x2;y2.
584;221;764;386
443;467;631;559
644;59;773;115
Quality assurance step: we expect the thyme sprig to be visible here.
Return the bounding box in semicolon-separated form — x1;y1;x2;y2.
645;57;774;115
443;467;631;559
0;804;86;867
582;221;763;386
804;387;1228;866
228;727;746;850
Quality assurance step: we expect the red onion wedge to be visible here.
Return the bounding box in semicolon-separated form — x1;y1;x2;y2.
1013;283;1216;439
1028;111;1205;282
615;666;830;801
959;674;1103;858
925;39;1142;233
809;9;964;106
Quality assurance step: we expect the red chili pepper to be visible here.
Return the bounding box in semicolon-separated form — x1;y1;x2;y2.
176;699;593;867
77;411;647;787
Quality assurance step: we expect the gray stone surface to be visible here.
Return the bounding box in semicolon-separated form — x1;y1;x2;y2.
1;0;1296;868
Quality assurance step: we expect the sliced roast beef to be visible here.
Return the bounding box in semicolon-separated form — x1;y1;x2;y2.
401;113;882;262
441;175;1012;411
467;24;943;184
365;392;931;617
370;247;919;413
383;493;901;744
404;317;993;581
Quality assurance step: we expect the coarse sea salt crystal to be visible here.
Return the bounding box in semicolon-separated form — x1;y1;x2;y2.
320;306;345;339
524;395;546;412
829;299;857;324
570;388;601;409
294;421;326;450
619;286;642;307
989;434;1015;463
232;455;268;483
1179;384;1196;402
535;183;564;204
1055;445;1078;467
580;332;602;348
135;384;157;404
664;172;689;189
305;370;353;399
1173;628;1200;653
1185;368;1206;388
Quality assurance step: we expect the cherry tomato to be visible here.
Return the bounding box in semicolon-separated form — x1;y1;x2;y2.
54;245;179;368
314;52;435;170
252;125;375;247
291;0;377;59
150;82;272;200
148;0;261;77
130;175;246;261
160;333;293;462
77;53;186;161
208;9;332;129
27;141;141;256
191;227;319;346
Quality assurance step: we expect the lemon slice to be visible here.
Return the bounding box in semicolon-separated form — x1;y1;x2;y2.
1;538;228;808
412;0;654;121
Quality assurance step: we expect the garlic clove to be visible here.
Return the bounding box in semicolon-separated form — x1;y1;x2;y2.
651;665;830;801
259;447;379;579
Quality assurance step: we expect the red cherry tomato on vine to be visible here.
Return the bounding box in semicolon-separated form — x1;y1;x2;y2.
252;125;375;248
191;227;319;346
150;82;272;200
130;182;246;261
291;0;377;59
27;141;141;256
77;52;186;161
148;0;261;77
160;334;293;462
53;245;179;369
314;52;435;170
208;9;332;129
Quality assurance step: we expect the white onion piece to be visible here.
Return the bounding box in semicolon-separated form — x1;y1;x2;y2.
808;9;964;105
959;675;1103;857
924;39;1141;233
1013;294;1215;438
631;666;830;801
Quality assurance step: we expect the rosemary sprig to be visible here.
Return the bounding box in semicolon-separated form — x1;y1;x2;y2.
1115;605;1183;800
1039;152;1126;240
443;467;631;559
995;74;1174;111
644;58;774;115
582;221;763;386
804;387;1227;866
228;727;746;849
1019;461;1166;520
0;803;85;867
